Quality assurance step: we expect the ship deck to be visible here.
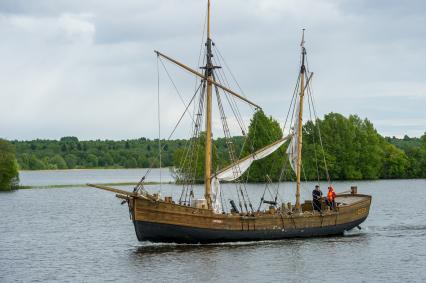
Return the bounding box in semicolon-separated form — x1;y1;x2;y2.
335;194;370;206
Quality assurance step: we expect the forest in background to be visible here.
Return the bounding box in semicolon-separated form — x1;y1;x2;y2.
7;112;426;181
0;139;19;190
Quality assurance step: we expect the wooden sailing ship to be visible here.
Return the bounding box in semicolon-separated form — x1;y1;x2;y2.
89;1;371;244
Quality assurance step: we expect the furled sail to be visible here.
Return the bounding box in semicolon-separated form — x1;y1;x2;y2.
211;177;222;214
286;72;313;174
210;135;291;213
286;98;300;173
216;135;291;181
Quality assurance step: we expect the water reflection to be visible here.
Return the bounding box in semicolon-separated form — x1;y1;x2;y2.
131;233;367;257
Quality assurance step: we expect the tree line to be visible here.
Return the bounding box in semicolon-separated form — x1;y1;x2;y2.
11;136;245;172
1;111;425;191
174;111;426;182
301;113;425;180
255;111;425;181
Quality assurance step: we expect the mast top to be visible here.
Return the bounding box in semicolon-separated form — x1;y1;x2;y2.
207;0;211;39
205;0;214;76
300;29;306;74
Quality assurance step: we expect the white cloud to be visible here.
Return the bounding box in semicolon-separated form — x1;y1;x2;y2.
1;13;95;44
0;0;425;140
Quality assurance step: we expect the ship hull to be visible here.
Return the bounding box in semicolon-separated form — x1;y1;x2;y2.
133;217;366;244
130;194;371;244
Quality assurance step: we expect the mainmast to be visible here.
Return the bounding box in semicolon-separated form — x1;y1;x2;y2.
154;0;261;210
295;29;307;212
204;0;213;209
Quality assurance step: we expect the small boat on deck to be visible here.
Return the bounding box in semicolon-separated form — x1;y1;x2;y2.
88;0;371;244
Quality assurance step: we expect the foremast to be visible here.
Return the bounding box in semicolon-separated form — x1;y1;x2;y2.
204;0;213;209
295;29;307;212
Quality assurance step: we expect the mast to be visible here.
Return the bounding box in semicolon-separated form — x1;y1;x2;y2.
154;1;260;210
295;29;306;212
204;0;213;209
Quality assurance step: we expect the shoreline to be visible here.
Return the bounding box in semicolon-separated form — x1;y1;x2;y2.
18;181;172;190
19;167;171;173
16;178;426;190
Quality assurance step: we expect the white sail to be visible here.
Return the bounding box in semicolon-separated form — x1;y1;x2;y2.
286;72;313;174
211;177;222;214
210;136;290;213
216;136;290;182
286;98;300;173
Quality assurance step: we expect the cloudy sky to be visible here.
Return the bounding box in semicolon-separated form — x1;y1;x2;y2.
0;0;425;141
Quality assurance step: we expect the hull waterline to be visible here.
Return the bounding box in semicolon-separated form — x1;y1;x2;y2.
129;194;371;244
133;217;367;244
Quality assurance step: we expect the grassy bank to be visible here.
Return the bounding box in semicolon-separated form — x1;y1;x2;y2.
18;181;172;190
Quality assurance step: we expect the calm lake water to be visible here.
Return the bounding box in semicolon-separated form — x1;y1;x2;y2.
1;169;425;282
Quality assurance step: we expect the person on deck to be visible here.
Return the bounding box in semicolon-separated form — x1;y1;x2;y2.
312;185;323;212
327;186;337;210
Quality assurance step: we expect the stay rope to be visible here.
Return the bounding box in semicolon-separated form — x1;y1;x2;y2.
137;57;203;195
157;55;162;193
213;73;253;214
305;56;331;184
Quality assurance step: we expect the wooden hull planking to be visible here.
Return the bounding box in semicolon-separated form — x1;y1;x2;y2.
129;194;371;243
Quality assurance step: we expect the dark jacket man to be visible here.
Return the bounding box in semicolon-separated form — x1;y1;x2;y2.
312;185;323;212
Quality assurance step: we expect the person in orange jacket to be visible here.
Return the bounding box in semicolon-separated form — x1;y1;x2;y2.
327;186;337;210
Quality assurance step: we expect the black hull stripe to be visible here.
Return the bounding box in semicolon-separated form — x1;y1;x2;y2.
133;218;367;244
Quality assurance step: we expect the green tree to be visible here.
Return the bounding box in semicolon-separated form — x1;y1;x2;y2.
17;153;30;170
138;155;150;168
419;133;426;178
50;154;68;169
386;134;424;177
300;113;409;181
60;136;79;143
352;117;383;179
381;143;409;178
403;146;422;178
98;153;114;167
125;157;138;168
241;110;285;182
28;155;46;170
173;132;219;183
317;113;362;179
61;144;67;152
64;154;78;169
85;154;98;167
0;139;19;190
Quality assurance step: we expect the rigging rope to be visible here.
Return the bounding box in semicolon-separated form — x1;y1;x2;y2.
211;45;284;214
139;76;202;195
211;50;247;135
158;57;196;124
305;56;331;184
213;44;250;100
157;55;162;192
168;83;202;141
271;73;301;205
305;72;321;183
179;83;205;204
214;78;252;213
